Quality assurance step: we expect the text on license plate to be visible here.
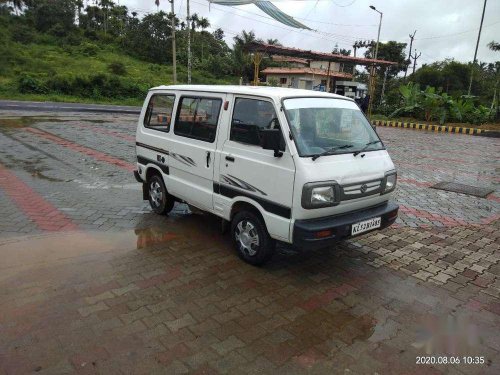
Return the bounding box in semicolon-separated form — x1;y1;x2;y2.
351;217;381;235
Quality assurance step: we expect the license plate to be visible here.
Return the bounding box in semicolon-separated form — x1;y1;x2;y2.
351;217;381;235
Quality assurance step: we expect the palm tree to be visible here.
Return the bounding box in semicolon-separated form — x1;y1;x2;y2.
266;38;281;46
155;0;160;12
233;30;257;48
198;17;210;31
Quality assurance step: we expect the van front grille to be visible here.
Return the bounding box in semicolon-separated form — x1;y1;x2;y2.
340;179;382;201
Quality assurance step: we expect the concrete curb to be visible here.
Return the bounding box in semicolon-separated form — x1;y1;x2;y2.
372;120;500;138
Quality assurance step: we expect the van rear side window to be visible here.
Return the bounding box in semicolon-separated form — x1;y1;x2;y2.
144;94;175;131
174;97;222;143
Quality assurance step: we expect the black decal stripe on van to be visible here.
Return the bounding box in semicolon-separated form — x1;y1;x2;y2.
225;174;268;196
136;143;197;168
136;142;170;155
170;153;197;167
137;156;169;175
213;183;291;219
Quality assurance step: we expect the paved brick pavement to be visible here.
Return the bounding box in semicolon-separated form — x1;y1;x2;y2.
0;112;499;374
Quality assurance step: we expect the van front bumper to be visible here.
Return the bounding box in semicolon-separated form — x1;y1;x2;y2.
292;201;399;250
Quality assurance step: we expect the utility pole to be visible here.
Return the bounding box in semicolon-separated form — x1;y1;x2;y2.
411;50;421;75
168;0;177;84
404;30;416;79
186;0;192;84
367;5;383;119
468;0;488;95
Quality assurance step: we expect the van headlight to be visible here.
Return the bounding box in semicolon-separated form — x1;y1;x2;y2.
383;171;397;194
302;182;340;209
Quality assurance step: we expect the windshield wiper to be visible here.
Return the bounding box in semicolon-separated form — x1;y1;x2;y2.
311;144;353;161
353;140;382;157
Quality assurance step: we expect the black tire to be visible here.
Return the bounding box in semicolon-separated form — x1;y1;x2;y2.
148;174;175;215
231;210;275;265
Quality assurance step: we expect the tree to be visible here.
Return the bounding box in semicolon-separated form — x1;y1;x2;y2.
26;0;77;33
123;11;173;64
488;41;500;52
365;41;407;78
266;38;281;46
233;31;259;81
198;17;209;31
332;44;351;56
213;28;224;42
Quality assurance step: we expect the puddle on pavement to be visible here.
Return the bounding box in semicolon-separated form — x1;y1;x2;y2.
0;156;67;182
0;117;67;129
22;161;67;182
0;228;180;279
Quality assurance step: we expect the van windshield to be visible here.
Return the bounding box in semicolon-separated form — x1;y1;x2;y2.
283;98;383;158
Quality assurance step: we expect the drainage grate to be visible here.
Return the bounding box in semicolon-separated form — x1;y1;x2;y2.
431;182;493;198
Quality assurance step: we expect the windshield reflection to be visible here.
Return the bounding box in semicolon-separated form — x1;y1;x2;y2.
283;98;383;157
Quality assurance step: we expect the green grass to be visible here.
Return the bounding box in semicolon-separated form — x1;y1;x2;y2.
0;30;237;105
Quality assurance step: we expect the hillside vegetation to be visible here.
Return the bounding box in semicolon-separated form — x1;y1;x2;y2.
0;1;243;105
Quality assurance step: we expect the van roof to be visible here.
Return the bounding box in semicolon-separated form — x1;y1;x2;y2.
149;85;354;101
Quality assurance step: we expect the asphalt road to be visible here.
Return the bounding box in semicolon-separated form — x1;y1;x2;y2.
0;99;141;114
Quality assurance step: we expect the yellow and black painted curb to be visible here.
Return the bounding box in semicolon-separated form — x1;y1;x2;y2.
372;120;498;137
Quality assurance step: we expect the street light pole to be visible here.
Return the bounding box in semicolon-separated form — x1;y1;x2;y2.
368;5;383;119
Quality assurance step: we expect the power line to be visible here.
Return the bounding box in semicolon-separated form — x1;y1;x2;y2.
415;21;499;41
189;0;372;43
332;0;356;7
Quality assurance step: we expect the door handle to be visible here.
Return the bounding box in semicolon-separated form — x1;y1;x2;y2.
225;156;235;162
206;151;211;167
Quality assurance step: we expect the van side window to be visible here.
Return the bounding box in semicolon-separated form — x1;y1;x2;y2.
231;98;284;150
143;94;175;131
174;97;222;143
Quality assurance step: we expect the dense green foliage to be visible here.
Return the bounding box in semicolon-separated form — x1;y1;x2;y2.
0;0;240;104
390;83;493;125
367;41;499;123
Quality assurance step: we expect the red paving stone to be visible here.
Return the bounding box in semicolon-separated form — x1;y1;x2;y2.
399;204;469;227
0;163;77;232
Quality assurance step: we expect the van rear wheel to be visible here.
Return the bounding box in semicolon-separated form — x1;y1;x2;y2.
231;211;275;265
148;174;175;215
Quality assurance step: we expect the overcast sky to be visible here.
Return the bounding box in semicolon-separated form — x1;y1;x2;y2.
120;0;500;67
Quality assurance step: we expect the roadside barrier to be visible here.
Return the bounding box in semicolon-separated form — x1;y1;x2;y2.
372;120;499;137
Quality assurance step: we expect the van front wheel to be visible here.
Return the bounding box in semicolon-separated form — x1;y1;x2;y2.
231;211;275;265
148;175;175;215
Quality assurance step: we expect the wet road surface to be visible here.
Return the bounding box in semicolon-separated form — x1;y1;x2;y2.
0;111;499;374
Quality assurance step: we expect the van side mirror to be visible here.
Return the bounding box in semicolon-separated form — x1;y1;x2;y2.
260;128;283;157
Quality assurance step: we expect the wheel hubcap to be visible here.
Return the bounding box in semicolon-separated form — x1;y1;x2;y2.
235;220;259;256
149;181;163;207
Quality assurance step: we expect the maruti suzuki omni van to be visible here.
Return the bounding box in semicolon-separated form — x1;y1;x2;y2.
135;85;398;265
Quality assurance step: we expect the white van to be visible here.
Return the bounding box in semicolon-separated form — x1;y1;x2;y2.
135;85;398;265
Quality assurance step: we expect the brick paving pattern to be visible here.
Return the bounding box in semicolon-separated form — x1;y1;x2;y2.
0;112;499;374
